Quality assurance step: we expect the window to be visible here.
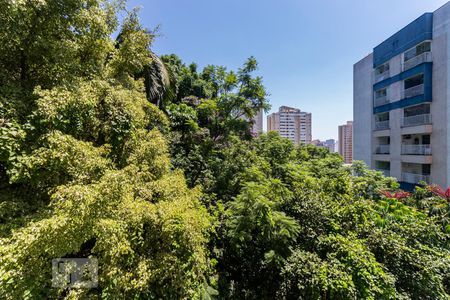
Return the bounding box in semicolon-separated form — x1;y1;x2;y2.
375;112;389;122
375;63;389;75
404;74;424;89
422;164;431;175
404;41;431;62
376;161;390;170
375;88;387;99
404;103;430;117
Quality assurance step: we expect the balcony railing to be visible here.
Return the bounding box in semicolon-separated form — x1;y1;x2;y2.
375;145;390;154
401;172;430;184
374;120;390;130
403;83;424;99
374;95;389;107
401;144;432;155
403;52;432;71
401;114;431;127
374;70;390;83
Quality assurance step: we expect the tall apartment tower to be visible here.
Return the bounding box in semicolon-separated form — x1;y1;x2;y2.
267;106;312;145
251;108;264;136
354;2;450;188
338;121;353;163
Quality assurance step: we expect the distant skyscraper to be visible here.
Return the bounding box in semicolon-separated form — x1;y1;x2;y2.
324;139;336;153
267;106;312;145
312;139;336;153
338;121;353;163
251;108;264;136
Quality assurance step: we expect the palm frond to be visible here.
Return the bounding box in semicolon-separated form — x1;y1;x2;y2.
143;51;176;108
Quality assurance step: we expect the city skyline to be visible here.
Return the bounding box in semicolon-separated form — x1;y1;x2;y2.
126;0;448;140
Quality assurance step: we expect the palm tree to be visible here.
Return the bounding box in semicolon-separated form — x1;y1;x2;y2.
115;26;175;109
142;51;175;108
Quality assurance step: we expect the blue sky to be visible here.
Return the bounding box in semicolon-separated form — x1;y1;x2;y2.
125;0;448;140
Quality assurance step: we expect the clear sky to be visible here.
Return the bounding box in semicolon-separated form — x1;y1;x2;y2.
125;0;448;140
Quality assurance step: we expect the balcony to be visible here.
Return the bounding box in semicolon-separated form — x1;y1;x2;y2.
374;69;390;83
403;52;432;71
403;83;424;99
401;144;432;155
401;114;431;127
401;172;430;184
374;120;390;130
375;145;390;154
374;95;389;107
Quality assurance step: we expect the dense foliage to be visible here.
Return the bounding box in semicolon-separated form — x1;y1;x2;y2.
1;1;450;299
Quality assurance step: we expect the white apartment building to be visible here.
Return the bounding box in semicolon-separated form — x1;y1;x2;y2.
354;2;450;188
338;121;353;164
267;106;312;145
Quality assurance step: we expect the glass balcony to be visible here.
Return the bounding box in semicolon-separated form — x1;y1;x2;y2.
374;120;390;130
403;83;424;98
374;95;389;107
401;172;430;184
374;69;390;83
375;145;390;154
401;144;432;155
401;114;431;127
403;52;432;71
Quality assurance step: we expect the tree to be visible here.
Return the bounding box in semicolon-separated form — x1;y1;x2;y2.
0;2;213;298
162;55;271;190
215;133;450;298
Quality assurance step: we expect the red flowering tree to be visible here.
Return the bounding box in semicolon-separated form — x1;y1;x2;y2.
428;185;450;201
380;190;411;200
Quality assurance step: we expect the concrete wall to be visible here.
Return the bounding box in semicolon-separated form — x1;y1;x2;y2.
382;53;402;180
353;54;373;167
300;112;312;144
251;108;264;135
267;112;279;132
431;2;450;187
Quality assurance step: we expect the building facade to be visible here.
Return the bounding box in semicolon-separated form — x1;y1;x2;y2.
312;139;336;153
354;3;450;188
267;106;312;145
338;121;353;163
250;108;264;136
324;139;336;153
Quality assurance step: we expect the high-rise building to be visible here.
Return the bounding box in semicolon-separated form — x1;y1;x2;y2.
251;108;264;136
354;3;450;188
312;139;336;153
324;139;336;153
338;121;353;163
267;106;312;145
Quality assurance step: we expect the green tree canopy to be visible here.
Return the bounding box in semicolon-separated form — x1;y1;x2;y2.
0;1;213;299
1;1;450;299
